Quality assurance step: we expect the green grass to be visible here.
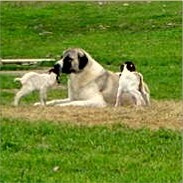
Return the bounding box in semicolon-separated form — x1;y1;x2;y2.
1;1;182;100
0;118;181;183
0;2;182;182
0;74;19;89
1;2;181;61
0;61;56;71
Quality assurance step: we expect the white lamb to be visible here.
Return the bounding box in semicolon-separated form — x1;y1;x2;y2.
115;61;150;107
14;66;61;106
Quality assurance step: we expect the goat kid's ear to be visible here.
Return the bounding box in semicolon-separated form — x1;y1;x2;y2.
78;53;88;70
48;68;54;73
120;64;124;72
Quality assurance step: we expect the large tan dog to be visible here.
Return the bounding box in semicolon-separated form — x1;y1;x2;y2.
35;48;119;107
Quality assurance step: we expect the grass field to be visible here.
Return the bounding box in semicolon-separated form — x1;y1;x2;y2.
1;118;181;183
0;1;182;183
1;1;182;100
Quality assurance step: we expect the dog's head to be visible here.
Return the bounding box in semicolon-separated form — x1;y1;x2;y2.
54;48;89;74
49;64;61;83
120;61;136;73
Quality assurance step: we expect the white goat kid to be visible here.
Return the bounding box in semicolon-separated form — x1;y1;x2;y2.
115;61;150;107
14;66;60;106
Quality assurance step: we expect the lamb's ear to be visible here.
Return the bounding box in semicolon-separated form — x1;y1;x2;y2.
78;53;88;70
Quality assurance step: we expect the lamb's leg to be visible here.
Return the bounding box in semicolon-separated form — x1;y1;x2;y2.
14;86;32;106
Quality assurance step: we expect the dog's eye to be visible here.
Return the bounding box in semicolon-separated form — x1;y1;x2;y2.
64;56;72;62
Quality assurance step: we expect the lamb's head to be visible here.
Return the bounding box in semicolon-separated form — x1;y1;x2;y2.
120;61;136;73
49;64;61;83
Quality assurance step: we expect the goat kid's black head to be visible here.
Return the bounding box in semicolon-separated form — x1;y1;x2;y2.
120;61;136;72
49;65;61;83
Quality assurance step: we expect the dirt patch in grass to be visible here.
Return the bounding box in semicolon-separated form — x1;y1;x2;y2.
1;100;182;130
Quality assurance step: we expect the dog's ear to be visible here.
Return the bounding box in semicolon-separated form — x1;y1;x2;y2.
78;53;88;70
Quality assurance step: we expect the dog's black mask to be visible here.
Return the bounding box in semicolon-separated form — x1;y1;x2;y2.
120;61;136;72
61;53;88;74
78;53;88;70
62;55;73;74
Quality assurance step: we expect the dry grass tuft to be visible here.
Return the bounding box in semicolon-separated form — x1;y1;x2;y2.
1;100;182;130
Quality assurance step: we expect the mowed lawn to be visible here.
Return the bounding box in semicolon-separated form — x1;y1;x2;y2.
0;2;182;183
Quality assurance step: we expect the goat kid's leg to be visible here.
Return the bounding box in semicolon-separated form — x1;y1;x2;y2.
39;87;47;106
141;91;150;106
131;90;145;106
115;88;123;107
140;84;150;106
14;86;32;106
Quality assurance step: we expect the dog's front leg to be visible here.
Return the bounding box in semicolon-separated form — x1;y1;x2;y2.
55;99;107;107
34;98;71;106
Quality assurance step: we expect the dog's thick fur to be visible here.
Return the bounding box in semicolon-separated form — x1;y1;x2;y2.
35;48;119;107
